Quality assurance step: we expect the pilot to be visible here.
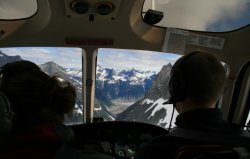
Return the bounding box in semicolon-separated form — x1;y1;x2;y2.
135;51;248;159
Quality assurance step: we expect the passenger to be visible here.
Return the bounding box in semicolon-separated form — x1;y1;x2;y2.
0;60;76;159
0;60;115;159
135;51;249;159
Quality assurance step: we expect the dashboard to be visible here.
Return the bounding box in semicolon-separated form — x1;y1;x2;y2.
71;121;169;159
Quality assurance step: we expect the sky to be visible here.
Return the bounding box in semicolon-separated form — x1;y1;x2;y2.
0;47;83;69
0;47;181;72
98;48;180;72
144;0;250;32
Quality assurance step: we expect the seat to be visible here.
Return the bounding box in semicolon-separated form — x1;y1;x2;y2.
175;145;250;159
170;128;250;159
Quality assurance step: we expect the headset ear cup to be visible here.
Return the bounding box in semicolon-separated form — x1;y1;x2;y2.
0;92;12;136
168;69;185;104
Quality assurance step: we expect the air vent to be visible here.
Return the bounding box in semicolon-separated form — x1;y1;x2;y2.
94;2;114;15
70;0;90;14
65;0;121;20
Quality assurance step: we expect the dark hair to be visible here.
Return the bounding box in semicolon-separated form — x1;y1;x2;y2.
171;51;226;106
0;60;76;126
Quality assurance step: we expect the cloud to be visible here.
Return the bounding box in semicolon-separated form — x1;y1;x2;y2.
147;0;249;31
97;48;180;72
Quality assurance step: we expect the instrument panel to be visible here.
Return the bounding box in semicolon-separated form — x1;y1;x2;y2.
71;121;169;158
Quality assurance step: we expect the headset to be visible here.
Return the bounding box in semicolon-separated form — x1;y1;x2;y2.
167;51;200;106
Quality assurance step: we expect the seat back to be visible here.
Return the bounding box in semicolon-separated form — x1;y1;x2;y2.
175;145;250;159
169;128;250;159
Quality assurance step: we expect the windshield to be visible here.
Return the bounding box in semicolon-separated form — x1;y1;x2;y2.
0;47;83;125
143;0;250;32
95;48;180;129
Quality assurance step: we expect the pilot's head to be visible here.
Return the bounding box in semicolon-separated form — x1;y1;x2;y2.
168;51;226;113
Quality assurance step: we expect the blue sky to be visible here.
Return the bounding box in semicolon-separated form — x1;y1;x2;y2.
0;47;181;72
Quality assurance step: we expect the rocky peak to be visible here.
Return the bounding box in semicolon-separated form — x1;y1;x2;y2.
145;63;172;100
0;51;23;67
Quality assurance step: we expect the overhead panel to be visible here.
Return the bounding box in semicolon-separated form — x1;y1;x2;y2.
64;0;121;21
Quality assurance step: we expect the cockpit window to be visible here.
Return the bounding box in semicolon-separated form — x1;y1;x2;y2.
246;112;250;126
0;0;37;20
95;48;180;129
142;0;250;32
0;47;83;125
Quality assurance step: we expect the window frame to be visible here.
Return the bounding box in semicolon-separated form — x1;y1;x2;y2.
229;61;250;126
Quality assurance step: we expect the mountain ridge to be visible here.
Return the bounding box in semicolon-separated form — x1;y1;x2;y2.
116;63;177;128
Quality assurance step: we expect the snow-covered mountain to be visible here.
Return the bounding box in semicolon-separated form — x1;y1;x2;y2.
0;51;177;128
96;65;156;86
95;65;157;107
116;63;179;129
